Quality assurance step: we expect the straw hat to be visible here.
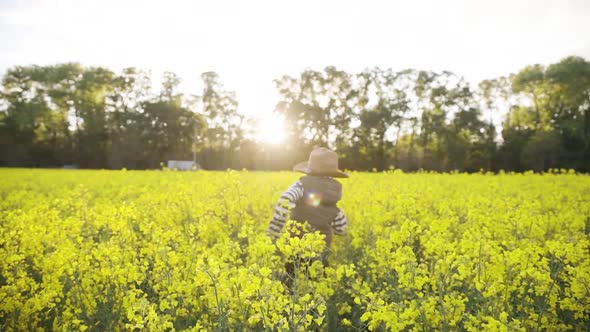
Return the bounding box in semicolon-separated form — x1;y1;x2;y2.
293;147;348;178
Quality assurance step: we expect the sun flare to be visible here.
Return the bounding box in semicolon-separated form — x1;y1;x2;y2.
257;115;286;144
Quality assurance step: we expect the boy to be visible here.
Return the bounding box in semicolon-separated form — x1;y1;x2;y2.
267;147;348;288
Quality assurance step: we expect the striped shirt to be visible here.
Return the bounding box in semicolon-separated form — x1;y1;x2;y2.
267;180;348;238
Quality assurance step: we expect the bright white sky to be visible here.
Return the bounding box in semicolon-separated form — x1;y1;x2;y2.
1;0;589;142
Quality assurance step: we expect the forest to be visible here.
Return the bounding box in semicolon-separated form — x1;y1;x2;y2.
1;56;589;172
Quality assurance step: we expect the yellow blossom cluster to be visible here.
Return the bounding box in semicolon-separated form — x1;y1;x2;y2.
0;168;588;331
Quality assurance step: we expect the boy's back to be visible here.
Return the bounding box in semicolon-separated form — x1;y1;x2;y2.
267;148;348;247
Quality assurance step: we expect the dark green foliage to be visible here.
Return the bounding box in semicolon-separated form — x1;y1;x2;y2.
1;56;590;172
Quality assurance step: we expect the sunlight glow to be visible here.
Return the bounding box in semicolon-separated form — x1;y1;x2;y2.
257;115;286;144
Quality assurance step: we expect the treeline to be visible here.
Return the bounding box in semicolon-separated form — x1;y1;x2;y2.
1;56;589;172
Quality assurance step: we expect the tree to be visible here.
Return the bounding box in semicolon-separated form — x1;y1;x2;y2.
476;77;510;170
274;67;357;168
504;57;590;171
198;71;242;169
499;106;536;171
0;65;72;166
135;72;207;169
105;68;152;168
2;56;590;172
545;56;590;170
512;64;551;131
354;68;411;170
73;66;116;168
415;71;474;170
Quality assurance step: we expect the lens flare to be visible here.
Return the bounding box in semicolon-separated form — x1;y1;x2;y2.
306;192;322;207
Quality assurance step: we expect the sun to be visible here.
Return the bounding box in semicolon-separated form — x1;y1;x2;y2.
257;114;286;144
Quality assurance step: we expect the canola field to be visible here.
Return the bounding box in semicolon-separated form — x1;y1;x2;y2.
1;169;589;331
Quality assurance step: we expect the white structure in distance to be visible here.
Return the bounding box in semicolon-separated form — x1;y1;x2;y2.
167;160;200;171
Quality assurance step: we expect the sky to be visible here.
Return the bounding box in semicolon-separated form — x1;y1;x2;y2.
1;0;589;132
